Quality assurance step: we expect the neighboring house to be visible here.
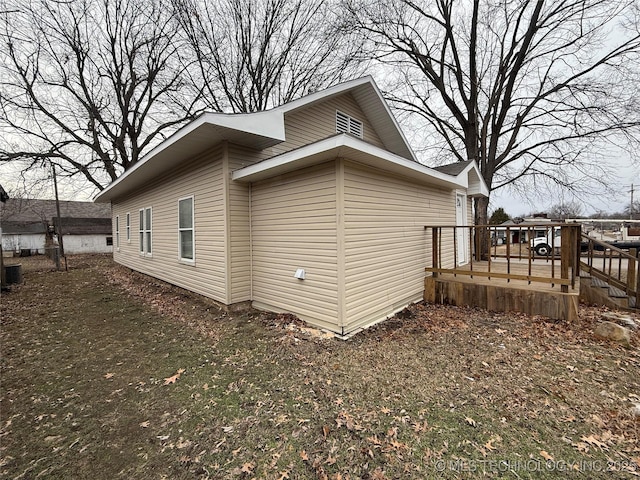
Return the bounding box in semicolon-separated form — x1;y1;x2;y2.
95;76;488;337
496;218;554;244
0;198;112;255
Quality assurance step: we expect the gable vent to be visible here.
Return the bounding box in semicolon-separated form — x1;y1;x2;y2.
336;111;363;138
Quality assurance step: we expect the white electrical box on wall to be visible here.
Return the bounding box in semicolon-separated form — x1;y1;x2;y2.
294;268;305;280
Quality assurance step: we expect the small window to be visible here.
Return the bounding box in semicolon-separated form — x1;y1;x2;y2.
139;207;152;256
106;236;113;246
139;210;144;254
115;215;120;249
126;212;130;242
178;196;194;263
336;111;363;138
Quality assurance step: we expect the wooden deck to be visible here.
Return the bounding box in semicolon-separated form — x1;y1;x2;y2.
433;258;579;293
424;223;638;320
424;258;580;322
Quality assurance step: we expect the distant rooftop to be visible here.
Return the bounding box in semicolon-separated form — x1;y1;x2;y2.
1;198;112;235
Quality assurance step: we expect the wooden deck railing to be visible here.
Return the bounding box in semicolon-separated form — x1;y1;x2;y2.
580;234;639;305
424;224;582;292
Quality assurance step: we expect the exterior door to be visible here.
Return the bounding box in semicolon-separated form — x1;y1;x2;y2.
455;193;467;265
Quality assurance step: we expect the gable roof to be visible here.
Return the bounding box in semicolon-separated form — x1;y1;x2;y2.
232;134;489;197
94;76;419;203
53;217;112;235
433;160;473;176
1;199;111;234
276;77;416;162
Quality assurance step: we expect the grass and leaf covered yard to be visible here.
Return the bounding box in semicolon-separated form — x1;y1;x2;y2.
1;255;639;479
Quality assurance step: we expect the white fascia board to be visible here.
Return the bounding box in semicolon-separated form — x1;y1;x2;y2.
275;76;374;114
94;110;285;203
456;161;489;197
365;79;418;163
232;134;464;190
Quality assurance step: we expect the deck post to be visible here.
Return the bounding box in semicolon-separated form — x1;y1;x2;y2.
628;248;637;296
560;226;571;293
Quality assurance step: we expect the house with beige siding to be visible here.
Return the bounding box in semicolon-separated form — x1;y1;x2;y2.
94;76;488;337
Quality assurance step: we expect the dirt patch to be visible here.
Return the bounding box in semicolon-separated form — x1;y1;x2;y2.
1;255;639;479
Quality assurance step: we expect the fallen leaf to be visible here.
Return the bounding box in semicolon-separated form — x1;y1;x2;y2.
540;450;553;461
240;462;254;473
367;435;382;445
322;425;330;438
222;426;234;433
277;471;289;480
163;368;185;385
465;416;477;427
484;439;496;451
371;467;388;480
325;455;336;465
580;435;609;451
104;373;114;379
390;440;408;450
300;450;309;461
139;420;150;428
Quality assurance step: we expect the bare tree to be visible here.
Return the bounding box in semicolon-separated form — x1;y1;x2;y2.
548;201;584;220
172;0;363;113
341;0;640;225
0;0;199;191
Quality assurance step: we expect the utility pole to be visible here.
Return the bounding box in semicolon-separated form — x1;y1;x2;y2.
630;184;635;220
51;163;67;271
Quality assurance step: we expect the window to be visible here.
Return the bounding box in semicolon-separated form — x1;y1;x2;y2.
178;196;194;263
126;212;130;242
336;111;363;138
106;236;113;246
115;215;120;249
139;207;152;256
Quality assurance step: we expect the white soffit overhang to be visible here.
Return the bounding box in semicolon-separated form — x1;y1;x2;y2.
94;111;285;203
232;134;465;191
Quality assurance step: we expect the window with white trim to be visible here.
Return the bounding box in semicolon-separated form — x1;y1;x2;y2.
336;110;363;138
115;215;120;249
178;196;194;263
126;212;130;242
139;207;152;256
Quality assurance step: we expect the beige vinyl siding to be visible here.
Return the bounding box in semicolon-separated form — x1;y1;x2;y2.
111;146;227;303
342;160;456;333
227;144;266;302
268;93;385;157
250;161;339;332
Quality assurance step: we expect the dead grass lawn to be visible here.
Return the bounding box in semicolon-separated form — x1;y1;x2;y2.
1;255;639;479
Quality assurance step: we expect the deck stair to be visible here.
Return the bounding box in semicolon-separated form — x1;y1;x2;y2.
582;275;637;310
